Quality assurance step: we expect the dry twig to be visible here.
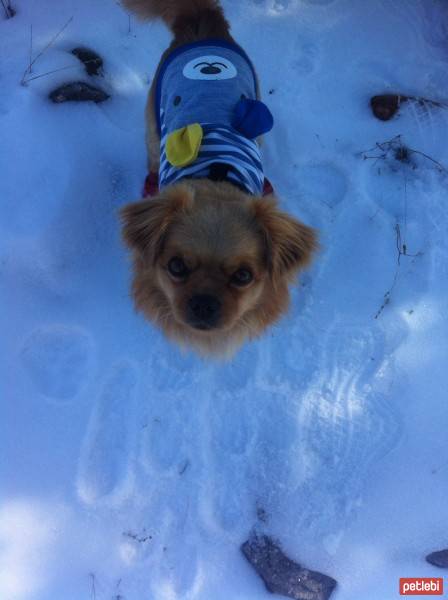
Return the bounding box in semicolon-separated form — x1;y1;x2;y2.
21;16;74;85
360;134;447;173
1;0;15;18
89;573;96;600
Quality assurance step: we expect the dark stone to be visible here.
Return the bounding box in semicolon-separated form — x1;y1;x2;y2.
49;82;109;104
370;94;408;121
426;549;448;568
71;47;103;76
241;535;337;600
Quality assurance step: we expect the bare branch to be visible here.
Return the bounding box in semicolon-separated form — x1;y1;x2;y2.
408;147;448;173
360;134;447;173
28;24;33;74
23;64;79;84
21;16;74;85
1;0;14;18
89;573;96;600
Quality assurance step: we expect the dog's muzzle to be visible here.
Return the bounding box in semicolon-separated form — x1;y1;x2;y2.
186;294;222;330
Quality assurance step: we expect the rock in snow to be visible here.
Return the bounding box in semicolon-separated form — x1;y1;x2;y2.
49;81;109;103
370;94;403;121
426;549;448;568
241;535;337;600
71;47;104;76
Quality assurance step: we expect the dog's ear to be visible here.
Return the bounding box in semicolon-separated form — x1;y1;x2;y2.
251;198;318;280
120;185;193;262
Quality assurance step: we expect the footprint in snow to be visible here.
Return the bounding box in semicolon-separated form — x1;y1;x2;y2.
201;465;254;535
260;318;320;391
211;343;259;391
291;41;320;76
254;0;291;12
422;1;448;51
147;341;198;393
157;541;202;598
360;150;435;230
77;359;138;506
203;390;299;535
139;401;187;474
427;185;448;277
304;0;338;6
246;390;302;518
376;0;441;54
199;390;255;534
20;324;94;403
291;323;401;539
404;95;448;138
123;483;204;595
209;390;255;457
295;163;348;210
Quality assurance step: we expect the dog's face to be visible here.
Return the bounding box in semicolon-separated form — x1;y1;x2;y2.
121;179;317;358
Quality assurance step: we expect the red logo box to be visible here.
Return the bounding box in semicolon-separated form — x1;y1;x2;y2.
399;578;443;595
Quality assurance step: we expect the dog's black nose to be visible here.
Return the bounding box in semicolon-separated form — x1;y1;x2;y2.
187;294;221;329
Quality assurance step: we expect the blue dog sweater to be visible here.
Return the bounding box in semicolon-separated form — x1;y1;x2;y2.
155;40;273;196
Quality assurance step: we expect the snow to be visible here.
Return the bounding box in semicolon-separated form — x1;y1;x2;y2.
1;0;448;598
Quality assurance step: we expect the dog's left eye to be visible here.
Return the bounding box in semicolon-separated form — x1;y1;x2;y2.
168;257;189;279
231;268;253;286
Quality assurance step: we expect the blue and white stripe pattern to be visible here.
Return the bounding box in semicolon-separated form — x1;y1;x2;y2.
159;119;264;196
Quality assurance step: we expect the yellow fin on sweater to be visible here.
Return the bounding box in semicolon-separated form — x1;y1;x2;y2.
166;123;203;167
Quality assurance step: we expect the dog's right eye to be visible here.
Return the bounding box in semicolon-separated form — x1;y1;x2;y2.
231;268;253;287
167;257;189;279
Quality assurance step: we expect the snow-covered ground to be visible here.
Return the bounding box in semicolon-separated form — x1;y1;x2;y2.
2;0;448;598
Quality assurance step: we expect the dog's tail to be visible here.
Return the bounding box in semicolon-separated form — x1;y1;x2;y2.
121;0;230;39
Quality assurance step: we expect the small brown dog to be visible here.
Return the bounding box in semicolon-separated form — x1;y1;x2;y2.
120;0;317;358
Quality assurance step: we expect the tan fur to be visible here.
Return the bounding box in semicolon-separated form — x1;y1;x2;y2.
122;0;222;26
120;0;318;358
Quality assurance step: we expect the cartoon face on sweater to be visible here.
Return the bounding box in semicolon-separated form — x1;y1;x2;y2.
155;40;274;195
182;54;238;80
